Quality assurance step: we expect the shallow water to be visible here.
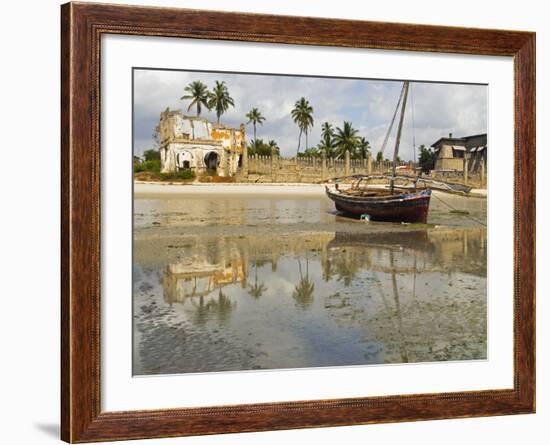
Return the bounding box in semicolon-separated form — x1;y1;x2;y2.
133;191;487;375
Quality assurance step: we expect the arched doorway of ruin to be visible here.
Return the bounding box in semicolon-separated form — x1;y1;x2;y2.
176;150;193;170
204;151;219;172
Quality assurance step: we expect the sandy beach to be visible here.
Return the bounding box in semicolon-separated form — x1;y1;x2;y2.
134;182;487;231
134;182;328;197
135;181;487;198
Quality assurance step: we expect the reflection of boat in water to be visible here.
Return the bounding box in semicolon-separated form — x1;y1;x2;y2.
328;230;434;252
326;186;432;223
326;229;486;277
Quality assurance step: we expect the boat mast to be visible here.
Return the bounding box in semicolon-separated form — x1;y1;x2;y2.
390;80;410;193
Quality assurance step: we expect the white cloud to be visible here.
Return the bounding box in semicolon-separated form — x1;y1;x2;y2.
133;69;487;160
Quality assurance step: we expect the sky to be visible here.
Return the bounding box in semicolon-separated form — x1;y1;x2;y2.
133;68;487;161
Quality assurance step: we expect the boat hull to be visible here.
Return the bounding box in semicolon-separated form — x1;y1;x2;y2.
326;188;431;223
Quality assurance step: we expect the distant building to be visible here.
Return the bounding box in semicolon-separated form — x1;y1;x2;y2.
431;133;487;173
158;108;246;176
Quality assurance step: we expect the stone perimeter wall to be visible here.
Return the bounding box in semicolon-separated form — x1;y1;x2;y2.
238;152;486;188
240;152;407;183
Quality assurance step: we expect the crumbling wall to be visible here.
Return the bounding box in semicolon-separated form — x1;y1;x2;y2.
158;108;244;176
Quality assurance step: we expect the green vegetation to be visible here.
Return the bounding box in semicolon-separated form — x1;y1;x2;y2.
248;139;280;157
356;137;371;159
134;156;195;182
333;121;359;159
312;121;372;160
143;149;160;161
180;80;210;116
170;80;411;164
207;81;235;124
318;121;336;158
291;97;314;155
159;169;195;181
245;107;266;144
297;147;320;158
418;144;436;173
174;81;378;162
134;159;160;173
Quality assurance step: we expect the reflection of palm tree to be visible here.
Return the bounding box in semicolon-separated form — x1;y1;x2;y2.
293;256;315;309
335;262;358;286
190;289;235;325
191;295;210;326
212;289;234;322
322;259;333;282
333;249;359;286
248;261;267;299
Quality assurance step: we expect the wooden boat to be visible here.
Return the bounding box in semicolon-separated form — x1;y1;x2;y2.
326;186;431;223
326;80;432;224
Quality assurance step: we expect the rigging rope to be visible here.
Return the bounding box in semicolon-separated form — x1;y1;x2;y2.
379;83;405;156
430;191;487;227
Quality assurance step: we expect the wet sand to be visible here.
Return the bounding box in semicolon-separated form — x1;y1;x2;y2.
133;183;487;375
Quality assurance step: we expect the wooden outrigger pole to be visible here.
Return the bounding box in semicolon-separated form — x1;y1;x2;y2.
390;81;410;194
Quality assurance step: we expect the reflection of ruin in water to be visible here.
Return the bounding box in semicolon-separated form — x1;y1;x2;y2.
137;228;487;371
162;228;486;304
162;237;248;304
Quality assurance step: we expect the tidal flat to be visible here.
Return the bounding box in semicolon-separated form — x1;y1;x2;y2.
133;184;487;375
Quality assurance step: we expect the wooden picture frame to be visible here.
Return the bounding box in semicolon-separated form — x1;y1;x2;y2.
61;2;535;442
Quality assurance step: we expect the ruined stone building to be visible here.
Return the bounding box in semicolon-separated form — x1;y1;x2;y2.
158;108;246;176
431;133;487;173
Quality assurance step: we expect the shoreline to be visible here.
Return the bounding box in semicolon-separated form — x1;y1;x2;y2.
134;181;487;198
134;181;327;196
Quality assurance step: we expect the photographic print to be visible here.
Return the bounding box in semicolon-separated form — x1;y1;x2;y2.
61;5;535;440
132;68;488;376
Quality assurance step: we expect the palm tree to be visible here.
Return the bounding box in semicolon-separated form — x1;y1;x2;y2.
267;140;280;156
245;108;266;144
300;147;320;158
207;81;235;124
292;256;315;309
291;98;314;155
356;137;371;160
180;81;210;116
318;121;335;158
333;121;359;159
